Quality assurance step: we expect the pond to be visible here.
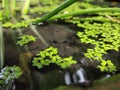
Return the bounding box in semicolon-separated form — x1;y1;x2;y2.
0;0;120;90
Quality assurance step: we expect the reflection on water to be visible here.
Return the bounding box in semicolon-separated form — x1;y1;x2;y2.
64;72;72;85
75;67;87;83
64;67;88;85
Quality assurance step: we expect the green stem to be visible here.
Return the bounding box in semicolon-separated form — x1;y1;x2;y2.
10;0;16;16
0;22;4;69
11;17;29;53
2;0;10;19
49;8;120;21
21;0;30;15
38;0;77;22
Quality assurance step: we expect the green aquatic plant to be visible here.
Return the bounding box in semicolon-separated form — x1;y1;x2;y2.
1;0;120;73
84;0;94;3
21;0;30;15
32;47;76;69
49;8;120;21
2;8;120;29
0;66;22;90
36;0;77;22
66;14;120;72
10;0;16;16
0;11;2;21
0;22;4;69
17;34;36;46
98;60;116;72
39;0;61;5
2;0;10;19
2;17;40;28
0;12;4;69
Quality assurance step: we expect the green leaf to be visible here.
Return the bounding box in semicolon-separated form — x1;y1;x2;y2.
101;60;107;66
17;35;36;46
32;47;76;69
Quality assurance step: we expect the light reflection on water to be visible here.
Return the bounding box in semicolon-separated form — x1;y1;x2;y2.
64;67;88;85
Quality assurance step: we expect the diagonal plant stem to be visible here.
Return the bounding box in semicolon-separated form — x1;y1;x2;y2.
37;0;77;22
48;8;120;21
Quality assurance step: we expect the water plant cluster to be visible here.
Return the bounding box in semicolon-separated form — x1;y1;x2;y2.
32;47;76;69
0;0;120;89
0;66;22;89
17;34;36;46
65;13;120;72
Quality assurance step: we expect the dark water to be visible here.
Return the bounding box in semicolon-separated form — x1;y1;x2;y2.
13;66;120;90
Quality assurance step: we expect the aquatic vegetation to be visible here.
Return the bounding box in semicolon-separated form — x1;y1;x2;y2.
49;8;120;21
0;11;2;21
65;13;120;72
35;0;77;22
0;12;4;69
98;60;116;72
39;0;61;5
1;0;120;73
1;8;120;29
0;66;22;89
2;17;40;28
32;47;76;69
0;0;120;77
0;66;22;84
21;0;30;15
0;22;4;69
17;34;36;46
2;0;10;19
10;0;16;16
0;0;120;89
